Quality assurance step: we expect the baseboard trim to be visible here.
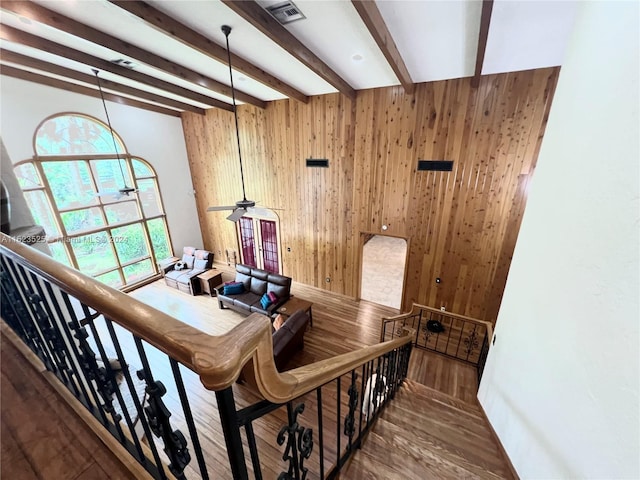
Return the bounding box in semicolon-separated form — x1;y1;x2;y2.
478;400;520;480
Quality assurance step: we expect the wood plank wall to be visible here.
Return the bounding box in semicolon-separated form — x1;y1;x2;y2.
181;67;559;321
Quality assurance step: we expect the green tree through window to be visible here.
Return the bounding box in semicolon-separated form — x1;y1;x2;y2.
15;113;173;289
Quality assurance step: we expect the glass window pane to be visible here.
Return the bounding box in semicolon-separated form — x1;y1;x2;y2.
60;207;105;235
137;178;163;217
73;233;118;276
42;161;96;210
132;159;153;178
91;159;134;203
35;114;125;156
14;163;41;189
112;223;148;264
95;270;123;289
147;218;171;261
122;260;153;284
48;242;71;266
104;201;140;225
24;190;60;237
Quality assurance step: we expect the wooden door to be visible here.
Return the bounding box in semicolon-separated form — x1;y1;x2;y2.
237;213;282;273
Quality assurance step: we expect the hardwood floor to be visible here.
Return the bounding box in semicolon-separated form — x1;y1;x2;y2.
0;333;140;480
1;268;507;479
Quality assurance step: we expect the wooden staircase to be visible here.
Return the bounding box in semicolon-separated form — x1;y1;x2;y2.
344;379;514;479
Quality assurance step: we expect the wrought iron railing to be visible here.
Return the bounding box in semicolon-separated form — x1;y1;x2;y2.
1;234;413;479
380;304;493;382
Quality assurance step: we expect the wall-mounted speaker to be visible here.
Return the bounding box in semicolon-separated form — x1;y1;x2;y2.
306;158;329;168
417;160;454;171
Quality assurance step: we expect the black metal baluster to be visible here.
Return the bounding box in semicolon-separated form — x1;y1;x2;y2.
135;337;190;480
5;260;55;368
357;362;366;447
26;272;73;385
63;295;109;425
336;377;341;468
82;306;127;444
216;387;249;480
0;260;36;347
464;325;480;361
170;358;210;480
277;402;312;480
244;421;263;480
42;283;89;400
317;388;325;479
102;318;149;466
344;370;358;452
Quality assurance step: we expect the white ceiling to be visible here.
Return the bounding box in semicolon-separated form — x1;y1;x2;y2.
0;0;579;113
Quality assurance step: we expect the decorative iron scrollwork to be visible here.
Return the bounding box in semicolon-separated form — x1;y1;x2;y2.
137;370;191;479
344;374;359;443
277;403;313;480
70;323;118;417
463;328;479;356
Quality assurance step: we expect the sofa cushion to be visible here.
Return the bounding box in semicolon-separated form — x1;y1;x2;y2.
267;273;291;298
232;292;261;310
250;277;267;295
267;291;278;303
181;254;195;269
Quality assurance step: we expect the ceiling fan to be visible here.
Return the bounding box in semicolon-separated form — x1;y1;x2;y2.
206;25;260;223
92;69;138;200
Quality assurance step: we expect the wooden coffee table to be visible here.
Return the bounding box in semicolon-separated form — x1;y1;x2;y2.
276;296;313;327
197;270;223;297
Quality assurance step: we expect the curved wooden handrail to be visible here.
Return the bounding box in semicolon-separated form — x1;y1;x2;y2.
1;234;412;404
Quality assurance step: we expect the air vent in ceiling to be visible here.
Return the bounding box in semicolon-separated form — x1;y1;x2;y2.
417;160;454;172
265;1;306;24
111;59;137;69
306;158;329;168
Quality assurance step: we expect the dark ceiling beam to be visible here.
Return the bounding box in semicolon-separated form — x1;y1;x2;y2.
1;0;265;109
1;50;206;115
351;0;414;95
0;64;180;117
472;0;494;88
0;24;233;112
109;0;309;104
221;0;356;100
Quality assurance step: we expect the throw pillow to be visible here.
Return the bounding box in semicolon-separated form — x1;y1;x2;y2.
273;314;285;330
223;282;244;295
181;254;195;269
194;258;208;270
260;292;272;309
267;291;278;303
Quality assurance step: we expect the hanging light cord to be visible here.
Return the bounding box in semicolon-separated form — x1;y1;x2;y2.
222;25;247;203
92;69;128;188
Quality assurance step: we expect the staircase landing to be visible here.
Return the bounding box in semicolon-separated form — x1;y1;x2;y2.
344;379;514;479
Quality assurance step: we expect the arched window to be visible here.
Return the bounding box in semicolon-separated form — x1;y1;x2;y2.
14;113;173;289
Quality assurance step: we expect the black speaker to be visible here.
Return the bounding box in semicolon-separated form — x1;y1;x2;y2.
306;158;329;168
417;160;454;171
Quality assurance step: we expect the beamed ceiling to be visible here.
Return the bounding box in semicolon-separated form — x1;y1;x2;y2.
0;0;578;117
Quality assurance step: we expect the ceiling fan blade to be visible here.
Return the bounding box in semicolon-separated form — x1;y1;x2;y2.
207;205;237;212
227;208;246;222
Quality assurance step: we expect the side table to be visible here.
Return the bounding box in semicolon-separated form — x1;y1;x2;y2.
276;296;313;327
197;270;223;297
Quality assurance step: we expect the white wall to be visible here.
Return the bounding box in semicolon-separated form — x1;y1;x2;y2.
0;76;203;253
478;2;639;479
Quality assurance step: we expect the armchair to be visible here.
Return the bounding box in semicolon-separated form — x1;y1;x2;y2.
164;246;213;295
